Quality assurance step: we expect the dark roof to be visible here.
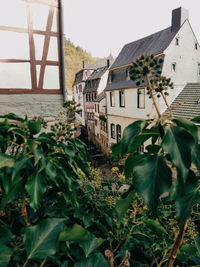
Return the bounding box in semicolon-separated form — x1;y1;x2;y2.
110;26;179;69
96;91;105;102
73;70;84;86
83;66;108;93
87;66;108;80
164;83;200;119
85;55;115;69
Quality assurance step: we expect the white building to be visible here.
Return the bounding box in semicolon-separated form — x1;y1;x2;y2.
105;7;200;146
73;63;94;126
94;92;109;154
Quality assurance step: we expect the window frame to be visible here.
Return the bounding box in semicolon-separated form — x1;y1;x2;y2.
137;88;145;109
119;90;125;107
110;91;115;107
110;123;115;139
171;62;176;72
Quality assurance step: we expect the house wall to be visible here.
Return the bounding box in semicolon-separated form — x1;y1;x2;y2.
73;82;85;125
106;89;157;121
97;70;109;94
162;20;200;90
107;114;135;145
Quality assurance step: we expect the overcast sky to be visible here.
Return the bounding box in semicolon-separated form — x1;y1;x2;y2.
64;0;200;58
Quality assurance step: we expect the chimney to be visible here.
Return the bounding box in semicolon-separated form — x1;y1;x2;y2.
107;59;110;68
82;60;85;69
171;7;189;32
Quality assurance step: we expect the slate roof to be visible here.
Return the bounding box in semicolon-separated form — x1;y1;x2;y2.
83;66;108;93
87;66;108;80
96;91;105;102
73;70;84;86
110;26;179;69
164;83;200;119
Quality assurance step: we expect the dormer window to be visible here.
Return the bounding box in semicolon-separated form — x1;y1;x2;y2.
171;63;176;72
175;37;179;46
108;71;114;83
197;63;200;76
126;68;130;80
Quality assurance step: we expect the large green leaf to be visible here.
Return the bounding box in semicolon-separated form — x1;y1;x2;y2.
120;120;149;155
1;176;23;208
24;218;64;260
79;233;105;258
173;118;198;143
128;133;152;153
0;244;13;267
133;154;172;213
195;236;200;256
192;144;200;172
74;252;109;267
0;224;13;244
0;154;14;168
175;171;199;225
124;154;147;178
162;125;195;182
115;191;135;222
144;219;167;237
59;224;89;242
28;120;41;135
25;173;46;210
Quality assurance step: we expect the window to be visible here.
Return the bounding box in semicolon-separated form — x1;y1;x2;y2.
137;145;144;153
137;88;145;109
108;71;114;83
171;63;176;72
110;91;115;107
110;123;115;139
119;90;125;107
175;37;179;46
116;124;121;143
97;104;99;113
198;63;200;75
86;94;88;102
79;84;82;93
195;43;198;50
126;68;130;80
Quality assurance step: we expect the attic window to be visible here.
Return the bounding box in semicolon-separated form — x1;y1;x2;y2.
195;43;198;50
175;38;179;46
171;63;176;72
197;63;200;76
126;68;130;80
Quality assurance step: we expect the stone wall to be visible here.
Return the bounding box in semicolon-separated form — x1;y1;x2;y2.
0;94;64;120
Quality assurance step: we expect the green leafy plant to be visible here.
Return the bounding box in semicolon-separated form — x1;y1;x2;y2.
112;54;200;266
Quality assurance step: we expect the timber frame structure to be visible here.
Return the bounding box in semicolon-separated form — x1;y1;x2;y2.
0;0;65;95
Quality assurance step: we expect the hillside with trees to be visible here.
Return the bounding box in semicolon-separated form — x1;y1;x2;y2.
64;38;100;94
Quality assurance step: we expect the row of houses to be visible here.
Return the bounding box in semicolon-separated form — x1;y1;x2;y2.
73;7;200;154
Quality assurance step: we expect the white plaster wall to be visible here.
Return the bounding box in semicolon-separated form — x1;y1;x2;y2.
162;20;200;85
97;70;109;94
107;115;135;145
0;94;63;119
73;82;85;126
106;89;158;120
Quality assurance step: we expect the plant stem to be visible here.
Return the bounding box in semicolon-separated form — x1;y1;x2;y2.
160;91;173;117
40;257;47;267
22;258;29;267
146;75;162;119
166;219;188;267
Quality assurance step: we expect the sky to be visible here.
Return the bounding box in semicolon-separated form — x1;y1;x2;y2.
64;0;200;58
